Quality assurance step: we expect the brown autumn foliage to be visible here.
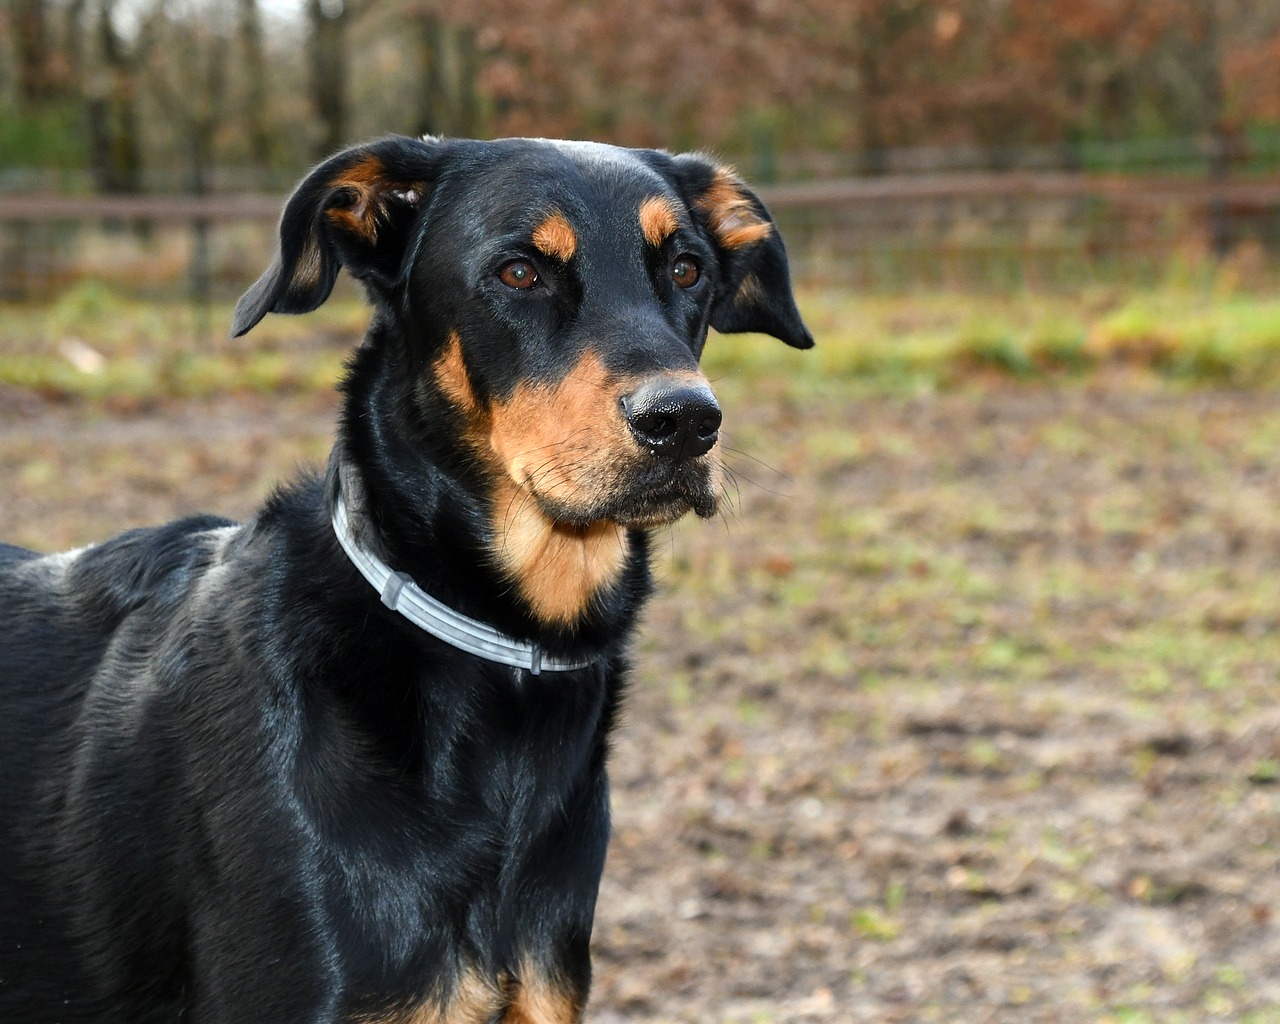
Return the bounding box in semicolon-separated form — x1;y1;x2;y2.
3;0;1280;183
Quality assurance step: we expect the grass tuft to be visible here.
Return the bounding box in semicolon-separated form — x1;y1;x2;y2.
7;283;1280;402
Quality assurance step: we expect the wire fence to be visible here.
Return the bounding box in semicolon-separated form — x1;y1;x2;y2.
771;173;1280;291
5;172;1280;301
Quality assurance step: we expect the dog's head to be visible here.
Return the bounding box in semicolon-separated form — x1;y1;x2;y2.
235;136;810;625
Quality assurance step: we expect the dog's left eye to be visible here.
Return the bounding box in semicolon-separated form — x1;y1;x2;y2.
671;256;701;289
499;260;540;290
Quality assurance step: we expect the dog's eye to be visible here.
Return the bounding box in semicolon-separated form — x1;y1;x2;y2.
671;257;701;289
499;260;539;290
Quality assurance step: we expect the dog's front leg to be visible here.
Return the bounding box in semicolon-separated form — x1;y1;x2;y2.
501;968;585;1024
186;896;344;1024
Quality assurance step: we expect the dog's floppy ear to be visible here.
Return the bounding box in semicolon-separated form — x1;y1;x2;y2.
667;153;813;350
232;136;444;337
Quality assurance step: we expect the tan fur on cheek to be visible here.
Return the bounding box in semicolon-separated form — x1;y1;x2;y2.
531;211;578;262
486;351;633;507
431;343;634;624
697;168;773;250
433;331;478;414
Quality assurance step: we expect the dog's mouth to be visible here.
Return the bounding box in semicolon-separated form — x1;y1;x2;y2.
524;458;721;530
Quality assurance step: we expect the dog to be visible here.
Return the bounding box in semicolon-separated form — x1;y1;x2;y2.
0;135;811;1023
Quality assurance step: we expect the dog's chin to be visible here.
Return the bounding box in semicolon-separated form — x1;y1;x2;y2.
613;460;722;525
533;483;719;531
614;488;720;528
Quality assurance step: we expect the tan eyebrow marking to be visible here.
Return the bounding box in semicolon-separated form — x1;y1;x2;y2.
638;195;682;247
531;211;578;262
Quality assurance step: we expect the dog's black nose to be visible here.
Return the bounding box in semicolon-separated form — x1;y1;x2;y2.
622;379;722;459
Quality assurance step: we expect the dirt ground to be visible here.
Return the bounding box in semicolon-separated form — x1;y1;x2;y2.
3;373;1280;1024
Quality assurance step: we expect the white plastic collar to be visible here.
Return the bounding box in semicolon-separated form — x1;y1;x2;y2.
331;493;594;675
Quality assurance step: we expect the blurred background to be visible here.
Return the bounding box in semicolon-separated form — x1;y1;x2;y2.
6;0;1280;300
4;3;1280;1023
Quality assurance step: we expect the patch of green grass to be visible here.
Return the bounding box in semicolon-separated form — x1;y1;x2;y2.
849;907;900;942
0;284;361;400
705;286;1280;391
9;283;1280;401
1248;759;1280;785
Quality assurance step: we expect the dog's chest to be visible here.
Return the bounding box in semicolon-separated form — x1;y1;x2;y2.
306;671;612;1015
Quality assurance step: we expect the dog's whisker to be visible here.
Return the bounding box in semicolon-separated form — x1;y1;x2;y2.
721;466;745;511
718;455;792;499
719;439;789;480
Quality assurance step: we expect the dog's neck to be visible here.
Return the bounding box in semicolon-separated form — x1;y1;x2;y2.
327;333;653;656
329;463;594;674
324;448;650;665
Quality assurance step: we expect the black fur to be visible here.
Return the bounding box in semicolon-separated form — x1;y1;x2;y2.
0;135;809;1023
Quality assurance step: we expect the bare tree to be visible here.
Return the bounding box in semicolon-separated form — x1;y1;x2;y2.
414;12;480;138
307;0;350;158
86;0;165;193
11;0;56;106
144;0;236;313
63;0;88;82
237;0;273;170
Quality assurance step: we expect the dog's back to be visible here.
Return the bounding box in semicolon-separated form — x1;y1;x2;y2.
0;517;235;1022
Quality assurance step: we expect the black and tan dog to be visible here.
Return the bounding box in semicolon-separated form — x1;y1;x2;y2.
0;135;811;1023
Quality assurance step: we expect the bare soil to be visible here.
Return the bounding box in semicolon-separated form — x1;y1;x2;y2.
3;376;1279;1024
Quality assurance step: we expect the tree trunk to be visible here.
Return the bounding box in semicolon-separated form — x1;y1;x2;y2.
188;28;228;320
11;0;58;106
89;0;143;194
307;0;349;159
1198;6;1234;259
64;0;88;78
855;43;888;176
415;14;480;138
238;0;273;171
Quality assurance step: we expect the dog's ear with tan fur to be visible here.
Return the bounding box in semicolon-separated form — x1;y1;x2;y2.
653;152;813;351
232;136;446;337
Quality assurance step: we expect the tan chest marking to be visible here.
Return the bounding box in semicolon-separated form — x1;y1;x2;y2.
500;969;583;1024
357;969;502;1024
355;967;582;1024
492;476;627;626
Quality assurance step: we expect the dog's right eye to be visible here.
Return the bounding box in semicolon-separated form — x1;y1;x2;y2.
498;260;539;290
671;256;701;289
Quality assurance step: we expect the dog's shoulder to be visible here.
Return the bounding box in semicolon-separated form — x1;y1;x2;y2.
73;515;238;617
0;514;239;631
